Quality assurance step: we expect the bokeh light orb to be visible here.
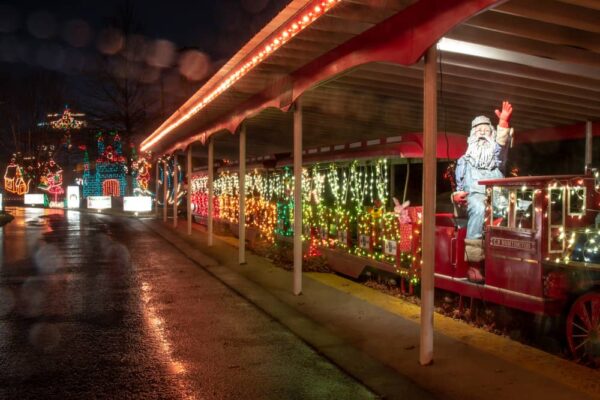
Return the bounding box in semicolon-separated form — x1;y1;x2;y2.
179;50;211;81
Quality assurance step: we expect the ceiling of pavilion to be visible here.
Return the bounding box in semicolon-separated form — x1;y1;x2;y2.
173;0;600;164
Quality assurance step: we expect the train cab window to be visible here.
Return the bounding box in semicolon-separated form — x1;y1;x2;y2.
549;188;565;253
491;186;509;227
514;188;535;230
568;187;586;216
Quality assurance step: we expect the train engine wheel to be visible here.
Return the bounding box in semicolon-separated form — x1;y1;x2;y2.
566;291;600;365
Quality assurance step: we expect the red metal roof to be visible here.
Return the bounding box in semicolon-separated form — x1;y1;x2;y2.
141;0;600;163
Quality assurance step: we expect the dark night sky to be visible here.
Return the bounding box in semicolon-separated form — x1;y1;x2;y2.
0;0;288;156
1;0;288;64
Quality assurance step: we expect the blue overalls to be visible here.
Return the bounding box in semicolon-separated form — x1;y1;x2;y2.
455;141;507;240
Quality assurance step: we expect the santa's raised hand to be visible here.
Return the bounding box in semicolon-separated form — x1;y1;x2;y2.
495;101;513;128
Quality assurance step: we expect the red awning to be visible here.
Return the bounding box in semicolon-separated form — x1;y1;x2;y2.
141;0;600;162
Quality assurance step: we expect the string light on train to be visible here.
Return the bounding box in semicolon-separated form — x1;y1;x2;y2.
186;157;425;279
246;197;276;242
190;174;221;219
543;177;600;265
275;200;294;236
194;166;595;277
558;228;600;264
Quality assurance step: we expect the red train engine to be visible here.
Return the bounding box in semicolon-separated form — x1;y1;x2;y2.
434;172;600;361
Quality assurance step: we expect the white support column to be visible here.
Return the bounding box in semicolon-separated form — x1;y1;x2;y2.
585;120;593;173
390;162;396;207
187;145;193;235
239;125;246;264
163;159;168;223
208;138;214;247
293;98;303;296
420;45;437;366
173;155;178;228
155;160;160;218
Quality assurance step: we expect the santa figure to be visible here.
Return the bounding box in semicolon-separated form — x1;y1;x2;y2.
135;158;151;194
453;101;513;281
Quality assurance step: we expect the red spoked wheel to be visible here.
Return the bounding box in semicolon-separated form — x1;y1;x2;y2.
566;292;600;365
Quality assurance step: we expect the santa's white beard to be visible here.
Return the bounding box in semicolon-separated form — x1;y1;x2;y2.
465;135;496;169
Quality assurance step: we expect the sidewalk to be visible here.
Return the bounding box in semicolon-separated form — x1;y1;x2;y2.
141;216;599;400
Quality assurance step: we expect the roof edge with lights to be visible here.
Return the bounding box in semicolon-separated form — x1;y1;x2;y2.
154;0;502;155
141;0;343;152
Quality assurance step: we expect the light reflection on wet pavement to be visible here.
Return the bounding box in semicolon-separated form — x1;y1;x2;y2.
0;208;377;399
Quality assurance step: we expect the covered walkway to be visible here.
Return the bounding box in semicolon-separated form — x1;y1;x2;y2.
143;0;600;366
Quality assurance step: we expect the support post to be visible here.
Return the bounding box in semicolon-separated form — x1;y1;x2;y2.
420;45;437;366
173;154;178;228
390;162;396;207
208;137;214;247
163;159;168;223
187;145;193;235
239;124;246;264
585;120;593;174
293;98;303;295
155;160;160;218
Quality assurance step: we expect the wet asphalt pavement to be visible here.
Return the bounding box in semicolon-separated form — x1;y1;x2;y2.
0;207;377;399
